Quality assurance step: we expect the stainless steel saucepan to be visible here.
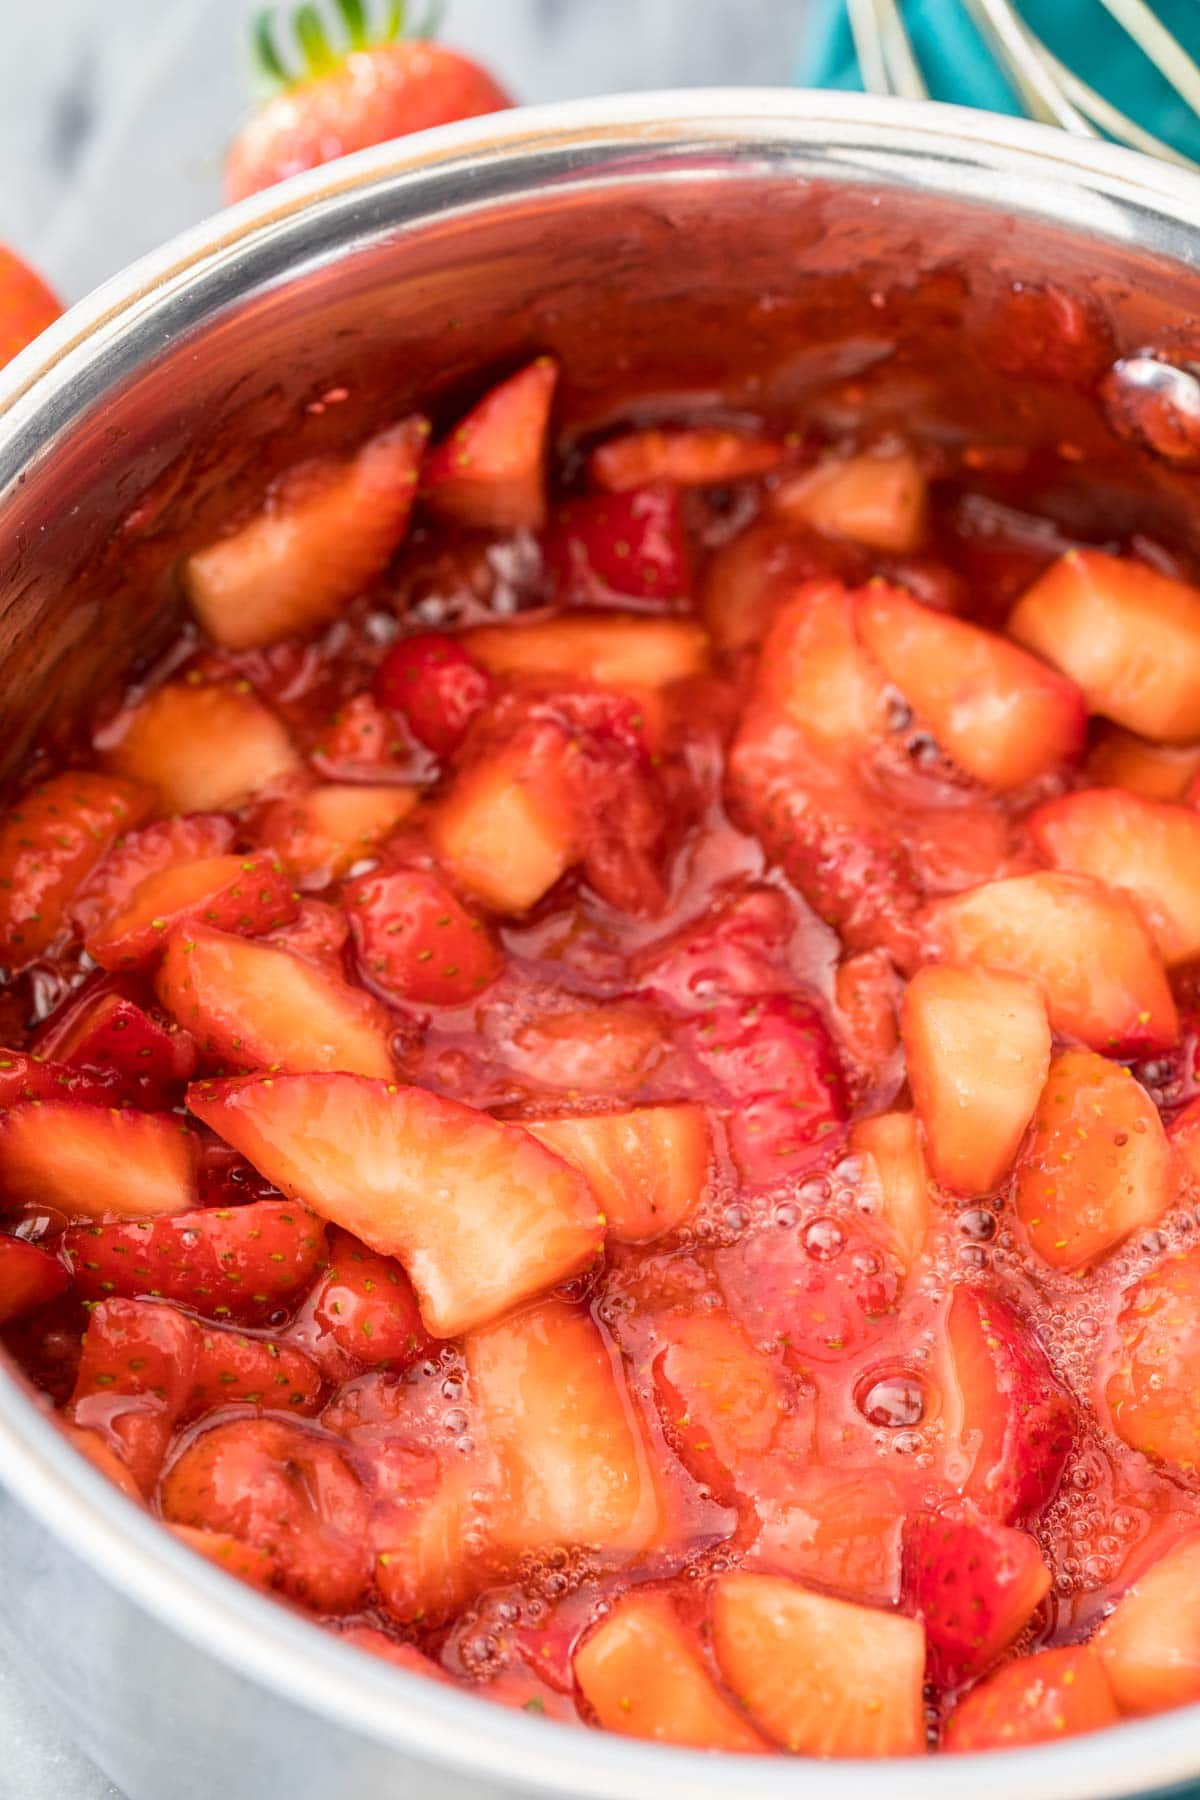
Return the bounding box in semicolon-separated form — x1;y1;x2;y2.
1;89;1200;1800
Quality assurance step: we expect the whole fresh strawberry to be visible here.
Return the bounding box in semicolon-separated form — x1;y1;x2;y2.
225;1;513;202
0;245;61;369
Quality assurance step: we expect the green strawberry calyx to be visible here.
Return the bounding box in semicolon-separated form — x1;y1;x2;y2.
252;0;446;89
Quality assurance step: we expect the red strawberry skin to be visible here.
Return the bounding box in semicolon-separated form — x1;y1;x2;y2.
61;1200;328;1325
87;851;299;970
287;1226;429;1379
0;1234;68;1324
902;1506;1052;1688
0;1048;122;1111
34;988;198;1105
225;41;513;202
343;866;502;1007
0;244;61;368
69;813;237;942
373;632;492;758
543;485;689;606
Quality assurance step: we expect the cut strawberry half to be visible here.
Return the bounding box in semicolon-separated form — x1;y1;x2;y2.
716;1213;901;1363
255;783;417;886
590;425;783;492
1009;549;1200;741
0;1233;67;1324
946;1645;1118;1751
184;418;428;649
856;581;1085;788
942;1283;1074;1522
0;1104;196;1220
1031;787;1200;966
542;486;690;605
523;1104;710;1243
343;866;503;1008
372;631;492;758
157;924;396;1078
69;812;238;941
421;358;557;532
1096;1531;1200;1713
846;1111;932;1271
901;965;1051;1198
902;1506;1052;1688
1086;726;1200;802
187;1073;604;1336
1015;1049;1173;1272
920;871;1177;1054
86;851;298;969
710;1572;927;1756
34;988;198;1104
463;614;707;690
746;1468;915;1607
769;448;928;554
0;771;154;967
62;1199;328;1324
1105;1247;1200;1469
160;1416;371;1611
288;1225;428;1378
574;1589;765;1751
169;1524;279;1594
466;1298;661;1554
102;681;301;814
426;727;578;913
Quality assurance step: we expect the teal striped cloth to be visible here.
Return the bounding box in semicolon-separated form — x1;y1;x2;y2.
796;0;1200;160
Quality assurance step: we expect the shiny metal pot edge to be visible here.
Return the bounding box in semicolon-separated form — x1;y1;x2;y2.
1;90;1199;1800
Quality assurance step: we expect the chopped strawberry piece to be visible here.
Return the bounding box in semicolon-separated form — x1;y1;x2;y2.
834;948;901;1072
920;871;1178;1054
427;725;577;914
0;771;154;967
157;924;396;1078
69;812;238;940
0;1049;121;1111
466;1298;662;1555
590;425;783;493
421;358;557;532
102;681;301;813
33;989;197;1104
711;1572;927;1756
336;1626;452;1683
62;1199;328;1324
856;582;1086;788
750;580;890;749
636;885;798;1010
1016;1049;1173;1272
343;866;502;1007
0;1104;196;1221
902;965;1051;1197
463;613;707;690
0;1234;67;1324
255;783;417;886
943;1284;1074;1522
505;1005;667;1095
1031;788;1200;966
946;1645;1118;1751
289;1226;429;1379
85;851;298;969
716;1213;900;1362
1096;1532;1200;1713
373;1460;487;1627
902;1506;1052;1688
746;1468;915;1606
574;1589;766;1751
1009;549;1200;741
372;632;492;758
169;1524;279;1594
263;897;349;969
187;1073;604;1336
160;1416;371;1610
700;516;863;654
70;1296;198;1492
1105;1248;1200;1469
769;447;927;554
1086;726;1200;803
187;1320;322;1416
525;1104;709;1244
542;487;689;605
59;1422;144;1504
184;418;428;649
308;691;417;782
847;1111;931;1270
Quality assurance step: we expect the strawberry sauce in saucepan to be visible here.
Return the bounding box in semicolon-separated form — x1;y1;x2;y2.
3;343;1200;1758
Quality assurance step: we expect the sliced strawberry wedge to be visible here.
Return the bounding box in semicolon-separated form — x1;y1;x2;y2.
942;1284;1074;1522
466;1297;661;1554
946;1645;1118;1751
255;783;417;886
1105;1247;1200;1469
69;812;237;940
421;357;557;531
0;771;154;967
187;1073;604;1336
0;1234;67;1324
589;425;783;493
920;871;1177;1054
0;1049;120;1110
902;965;1051;1197
902;1506;1052;1688
856;582;1085;788
1030;787;1200;966
710;1572;927;1756
343;866;502;1007
752;579;890;749
524;1104;710;1243
542;486;690;605
157;924;395;1078
102;681;301;814
1015;1049;1173;1272
1008;549;1200;741
0;1104;196;1220
184;417;428;649
372;631;492;758
1096;1532;1200;1713
462;614;708;690
61;1199;327;1323
847;1111;932;1270
427;726;577;914
86;851;298;969
746;1468;914;1607
574;1589;766;1751
35;988;198;1103
288;1226;428;1379
69;1296;199;1492
769;447;928;554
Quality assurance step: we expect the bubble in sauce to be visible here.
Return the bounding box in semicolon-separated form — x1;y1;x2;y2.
1101;354;1200;466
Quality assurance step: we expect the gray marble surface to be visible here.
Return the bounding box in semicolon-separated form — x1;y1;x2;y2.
0;6;811;1794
